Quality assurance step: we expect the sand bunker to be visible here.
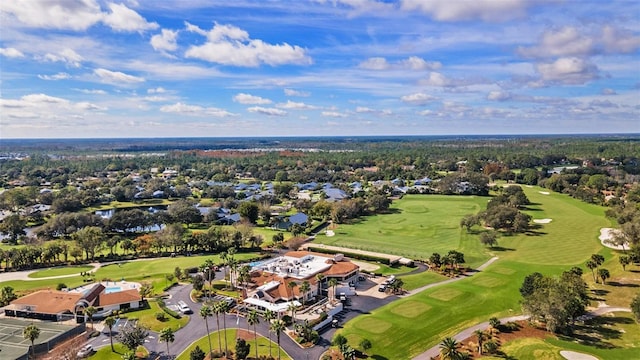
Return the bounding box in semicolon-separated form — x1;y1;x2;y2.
599;228;627;250
326;230;335;237
560;350;597;360
533;218;552;224
539;191;550;195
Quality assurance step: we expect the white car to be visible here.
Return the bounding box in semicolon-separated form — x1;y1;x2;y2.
77;344;93;358
177;300;192;314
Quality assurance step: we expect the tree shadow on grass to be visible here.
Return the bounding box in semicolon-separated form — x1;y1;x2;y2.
607;281;639;288
562;315;633;349
490;246;516;252
370;355;390;360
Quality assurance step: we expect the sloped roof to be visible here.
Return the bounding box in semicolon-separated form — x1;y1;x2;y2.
10;290;82;314
94;289;140;307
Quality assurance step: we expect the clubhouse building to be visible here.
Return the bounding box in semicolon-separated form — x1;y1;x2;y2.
4;283;142;322
242;250;359;314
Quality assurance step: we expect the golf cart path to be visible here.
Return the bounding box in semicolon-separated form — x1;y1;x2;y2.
401;256;499;297
0;258;157;281
412;306;631;360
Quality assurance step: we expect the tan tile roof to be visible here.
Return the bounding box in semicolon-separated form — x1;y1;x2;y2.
322;261;359;276
10;290;82;314
94;289;140;307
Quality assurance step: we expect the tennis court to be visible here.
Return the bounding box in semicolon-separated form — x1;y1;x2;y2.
0;317;79;360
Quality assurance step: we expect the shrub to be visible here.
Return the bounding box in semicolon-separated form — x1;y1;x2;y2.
190;345;205;360
155;312;167;321
56;283;67;290
156;298;181;319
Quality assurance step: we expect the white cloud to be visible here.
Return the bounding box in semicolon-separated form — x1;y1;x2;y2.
184;22;207;36
94;68;145;85
535;57;599;85
248;106;287;116
359;56;441;71
355;106;375;113
147;87;166;94
0;0;104;30
284;89;310;97
233;93;272;105
42;48;84;67
38;72;71;80
399;56;442;71
276;100;316;110
314;0;394;15
160;102;234;117
400;92;438;105
602;26;640;54
102;2;158;32
401;0;536;22
75;89;107;95
321;111;347;118
518;27;593;58
419;72;450;87
185;23;311;67
601;88;617;95
359;57;389;70
487;91;512;101
151;29;178;52
0;47;24;58
0;93;104;122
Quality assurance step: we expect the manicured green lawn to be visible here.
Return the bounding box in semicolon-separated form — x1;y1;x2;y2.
175;328;292;360
340;260;566;359
125;300;189;332
90;343;147;359
316;194;491;267
494;312;640;360
28;265;93;278
337;186;620;359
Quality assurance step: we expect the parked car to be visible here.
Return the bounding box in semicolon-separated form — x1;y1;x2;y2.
178;300;192;314
378;284;387;292
77;345;93;358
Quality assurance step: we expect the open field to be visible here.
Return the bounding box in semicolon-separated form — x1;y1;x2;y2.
337;187;633;359
129;300;189;332
316;195;491;267
28;265;94;278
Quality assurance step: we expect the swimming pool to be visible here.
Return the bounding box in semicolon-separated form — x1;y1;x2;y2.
104;286;122;294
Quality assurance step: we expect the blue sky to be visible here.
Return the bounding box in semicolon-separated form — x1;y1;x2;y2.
1;0;639;138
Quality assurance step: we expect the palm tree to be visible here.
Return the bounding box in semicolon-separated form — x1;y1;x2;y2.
263;309;276;359
200;305;213;359
288;302;298;324
247;309;260;360
200;258;215;300
84;306;97;330
474;329;485;355
328;278;338;301
299;281;311;306
159;327;175;357
316;273;325;297
439;337;461;360
598;268;611;285
212;302;223;354
104;316;116;351
586;259;598;283
219;300;231;357
270;319;285;360
23;324;40;358
287;281;298;300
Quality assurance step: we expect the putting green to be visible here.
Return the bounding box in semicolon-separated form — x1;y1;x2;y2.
390;301;431;318
354;317;392;334
428;288;463;301
491;266;517;275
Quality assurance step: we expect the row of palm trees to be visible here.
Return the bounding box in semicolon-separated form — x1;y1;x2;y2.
199;300;288;360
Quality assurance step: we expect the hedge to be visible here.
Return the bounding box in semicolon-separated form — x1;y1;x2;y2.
306;246;391;265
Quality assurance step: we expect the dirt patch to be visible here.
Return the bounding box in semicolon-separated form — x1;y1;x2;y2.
236;328;258;341
458;321;551;357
